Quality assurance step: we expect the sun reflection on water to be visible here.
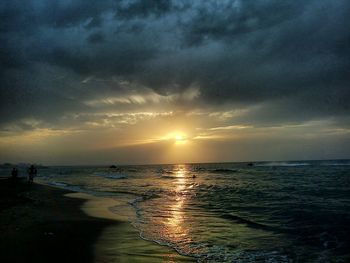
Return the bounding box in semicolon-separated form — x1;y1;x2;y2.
129;164;197;257
166;165;190;240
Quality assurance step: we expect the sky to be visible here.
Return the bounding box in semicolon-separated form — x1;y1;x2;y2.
0;0;350;165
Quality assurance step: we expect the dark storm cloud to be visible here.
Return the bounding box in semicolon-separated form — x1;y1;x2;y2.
1;0;350;129
0;0;175;32
49;38;156;76
115;0;174;19
181;1;305;45
87;31;105;44
0;65;88;127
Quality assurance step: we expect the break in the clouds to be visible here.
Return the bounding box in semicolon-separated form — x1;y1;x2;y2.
0;0;350;164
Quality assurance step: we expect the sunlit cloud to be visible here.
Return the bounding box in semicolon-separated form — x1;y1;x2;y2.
84;86;200;108
209;125;252;131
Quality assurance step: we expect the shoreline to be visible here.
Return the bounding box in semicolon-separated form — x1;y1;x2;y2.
0;178;195;262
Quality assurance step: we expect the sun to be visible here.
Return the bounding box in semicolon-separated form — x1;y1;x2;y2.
160;131;188;144
175;134;184;141
173;133;187;145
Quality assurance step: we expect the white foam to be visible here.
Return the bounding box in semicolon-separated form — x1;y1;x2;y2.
50;181;68;187
93;172;127;179
47;181;84;192
256;162;310;167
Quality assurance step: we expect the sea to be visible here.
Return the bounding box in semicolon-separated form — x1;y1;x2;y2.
2;160;350;262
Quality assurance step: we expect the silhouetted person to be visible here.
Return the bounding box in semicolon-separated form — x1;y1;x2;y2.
11;167;18;179
28;165;37;184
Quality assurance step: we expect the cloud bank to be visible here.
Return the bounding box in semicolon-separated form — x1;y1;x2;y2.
1;0;349;163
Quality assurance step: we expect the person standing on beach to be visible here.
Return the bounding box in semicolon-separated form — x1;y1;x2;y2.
28;165;37;184
11;167;18;179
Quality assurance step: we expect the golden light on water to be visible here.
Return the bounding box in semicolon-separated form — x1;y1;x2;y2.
166;165;190;240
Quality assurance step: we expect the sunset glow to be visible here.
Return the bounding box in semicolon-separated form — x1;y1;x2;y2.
0;1;349;165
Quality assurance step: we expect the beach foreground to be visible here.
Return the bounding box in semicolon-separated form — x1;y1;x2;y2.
1;162;349;262
0;178;194;263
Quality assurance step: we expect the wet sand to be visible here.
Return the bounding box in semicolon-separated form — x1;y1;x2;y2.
0;178;194;262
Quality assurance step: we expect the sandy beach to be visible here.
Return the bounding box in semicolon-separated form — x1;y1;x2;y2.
0;178;194;263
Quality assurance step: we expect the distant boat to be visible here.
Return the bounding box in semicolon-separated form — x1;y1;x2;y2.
109;165;117;168
247;162;254;167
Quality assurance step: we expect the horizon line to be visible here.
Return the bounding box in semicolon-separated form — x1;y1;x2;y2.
2;158;350;167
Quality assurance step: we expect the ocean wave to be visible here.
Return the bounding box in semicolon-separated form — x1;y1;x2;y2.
132;219;290;263
48;181;84;192
49;181;68;187
93;172;127;179
256;162;310;167
190;167;206;172
155;168;175;174
221;213;280;232
210;168;238;173
160;175;177;179
320;162;350;166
